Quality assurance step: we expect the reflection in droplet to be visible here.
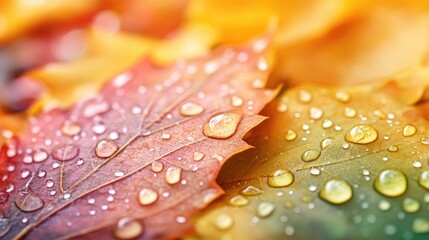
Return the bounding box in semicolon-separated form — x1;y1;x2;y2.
114;218;143;239
138;188;158;206
203;112;242;139
268;169;294;188
52;145;79;161
374;169;407;197
319;178;352;204
345;125;378;144
95;139;118;158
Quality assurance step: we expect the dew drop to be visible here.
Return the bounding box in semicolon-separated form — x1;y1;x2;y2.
345;124;378;144
309;107;323;120
0;218;11;237
138;188;158;206
378;199;391;211
387;145;398;152
15;192;44;212
412;218;429;234
230;95;244;107
165;167;182;184
92;122;106;134
322;119;333;129
203;112;242;139
151;162;163;173
301;149;321;162
321;137;334;149
298;90;312;103
95;139;118;158
310;167;321;176
268;169;294;188
241;186;263;196
176;216;187;224
285;130;297;141
161;133;171;140
228;195;249;206
215;213;233;230
45;179;54;188
33;149;49;163
335;91;351;102
52;145;79;161
61;121;82;136
0;192;9;204
256;202;275;218
418;170;429;190
344;107;357;118
319;178;352;204
114;218;143;239
20;170;30;179
193;152;204;161
402;124;417;137
179;102;204;116
374;169;407;197
276;102;288;113
403;197;420;213
251;79;265;89
83;101;110;118
421;137;429;145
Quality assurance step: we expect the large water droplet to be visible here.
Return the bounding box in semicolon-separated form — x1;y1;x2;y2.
241;186;263;196
418;170;429;190
165;167;182;184
33;149;49;163
228;195;249;206
138;188;158;206
374;169;407;197
412;218;429;234
95;139;118;158
403;197;420;213
114;218;143;239
402;124;417;137
319;178;352;205
61;121;82;136
345;124;378;144
52;145;79;161
301;149;321;162
15;192;44;212
215;213;234;230
203;112;242;139
179;102;204;116
268;169;294;187
256;202;275;218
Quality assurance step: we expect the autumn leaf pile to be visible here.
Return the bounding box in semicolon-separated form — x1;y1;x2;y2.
1;1;429;240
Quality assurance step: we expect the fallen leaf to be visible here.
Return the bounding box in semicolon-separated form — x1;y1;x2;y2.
194;84;429;240
0;40;276;239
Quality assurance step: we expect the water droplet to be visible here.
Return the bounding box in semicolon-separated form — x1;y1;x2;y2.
0;192;8;204
20;170;30;179
33;149;49;163
268;169;294;187
15;192;44;212
285;130;297;141
322;119;333;129
310;167;321;176
402;124;417;137
345;125;378;144
241;186;263;196
378;200;391;211
321;137;334;149
63;193;71;199
95;139;118;158
251;79;265;89
319;178;352;204
193;152;204;161
52;145;79;161
114;218;143;239
309;107;323;120
374;169;407;197
301;149;321;162
61;121;82;136
403;197;420;213
92;122;106;134
165;167;182;184
387;145;398;152
298;90;312;103
256;202;275;218
285;226;295;236
83;101;110;118
276;102;288;113
161;133;171;140
151;162;163;173
412;218;429;234
114;171;124;177
230;95;244;107
45;179;54;188
335;91;351;102
0;218;11;237
228;195;249;206
215;213;233;230
176;216;187;224
418;170;429;190
203;112;242;139
138;188;158;206
179;102;204;116
344;107;357;118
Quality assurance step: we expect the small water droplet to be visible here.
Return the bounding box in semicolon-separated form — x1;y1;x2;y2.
319;178;352;204
230;95;244;107
403;197;420;213
344;107;357;118
309;107;323;120
138;188;158;206
92;122;107;134
402;124;417;137
276;102;288;113
15;192;44;212
114;218;143;239
378;200;391;211
33;149;49;163
193;152;204;161
241;186;263;196
251;79;265;89
20;170;30;179
285;130;297;141
215;213;234;230
52;145;79;161
374;169;407;197
345;125;378;144
268;169;294;187
310;167;321;176
161;133;171;140
114;171;124;177
203;112;242;139
321;137;334;149
95;139;118;158
418;170;429;190
256;202;275;218
298;90;312;103
83;101;110;118
63;193;71;199
322;119;333;129
179;102;204;116
335;91;351;102
420;137;429;145
301;149;321;162
151;162;163;173
387;145;398;152
45;179;54;188
61;121;82;136
412;218;429;234
165;167;182;184
228;195;249;206
176;216;187;224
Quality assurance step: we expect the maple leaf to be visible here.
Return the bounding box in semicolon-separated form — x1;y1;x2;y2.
194;84;429;240
0;40;276;239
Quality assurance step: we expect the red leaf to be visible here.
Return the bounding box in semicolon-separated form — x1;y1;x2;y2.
0;40;276;239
